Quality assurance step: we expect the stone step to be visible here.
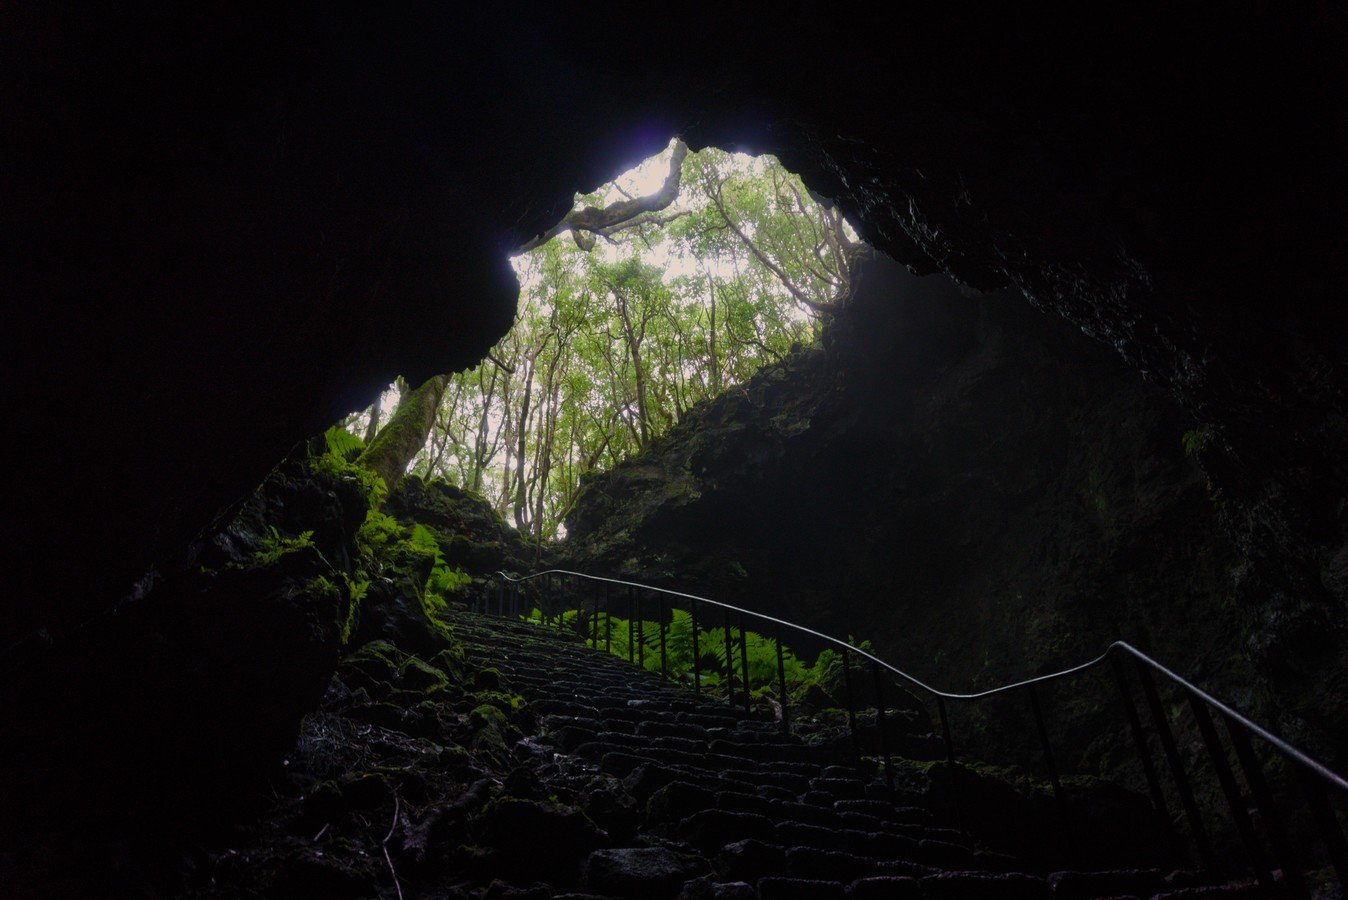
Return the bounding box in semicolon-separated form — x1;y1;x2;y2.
446;609;1118;898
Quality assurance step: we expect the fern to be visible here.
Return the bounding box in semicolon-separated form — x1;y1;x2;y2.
566;606;845;703
1182;428;1208;457
311;449;388;509
243;526;316;567
323;425;365;459
356;511;403;558
409;523;472;599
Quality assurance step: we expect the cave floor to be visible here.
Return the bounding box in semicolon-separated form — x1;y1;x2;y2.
189;605;1265;898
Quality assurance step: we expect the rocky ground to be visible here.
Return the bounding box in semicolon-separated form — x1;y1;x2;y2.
2;440;1332;896
187;600;1274;898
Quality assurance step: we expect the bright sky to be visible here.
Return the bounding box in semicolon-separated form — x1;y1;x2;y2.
510;140;768;294
352;139;858;527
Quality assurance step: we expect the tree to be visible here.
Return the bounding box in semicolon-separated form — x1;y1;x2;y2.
351;143;867;540
357;373;450;493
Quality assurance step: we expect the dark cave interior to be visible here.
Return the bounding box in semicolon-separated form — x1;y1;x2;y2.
3;5;1346;897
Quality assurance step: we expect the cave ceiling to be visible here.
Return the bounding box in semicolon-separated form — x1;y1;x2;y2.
3;6;1344;660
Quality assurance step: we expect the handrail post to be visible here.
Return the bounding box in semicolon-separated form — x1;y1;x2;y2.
935;695;964;832
841;648;862;772
937;696;955;766
1135;658;1217;873
1186;690;1275;892
499;570;1348;893
1222;712;1310;899
1110;654;1181;861
691;599;701;697
636;588;645;669
658;594;668;679
723;609;735;708
738;612;750;715
591;581;599;648
872;661;894;793
1027;683;1077;862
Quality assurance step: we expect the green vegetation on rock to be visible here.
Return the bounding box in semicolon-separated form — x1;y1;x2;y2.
331;144;866;544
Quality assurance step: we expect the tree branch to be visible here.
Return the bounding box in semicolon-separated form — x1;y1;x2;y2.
516;139;689;254
486;351;516;374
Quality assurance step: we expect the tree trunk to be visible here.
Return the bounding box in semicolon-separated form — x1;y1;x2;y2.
513;355;537;529
362;401;382;446
357;373;450;494
706;270;721;394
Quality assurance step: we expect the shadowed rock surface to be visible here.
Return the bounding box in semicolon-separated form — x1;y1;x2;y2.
6;10;1344;747
563;255;1255;772
2;5;1345;896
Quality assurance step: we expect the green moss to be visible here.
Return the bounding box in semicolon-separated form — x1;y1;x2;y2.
470;704;509;730
338;578;364;645
232;525;316;569
399;655;450;692
432;644;465;669
469;690;526;715
342;639;403;687
311;450;388;509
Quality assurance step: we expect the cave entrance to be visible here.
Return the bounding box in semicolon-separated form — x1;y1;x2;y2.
332;139;867;543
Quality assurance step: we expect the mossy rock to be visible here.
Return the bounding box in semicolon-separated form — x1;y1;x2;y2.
469;703;509;730
398;654;450;692
432;646;466;680
435;744;474;774
338;639;404;690
472;667;502;691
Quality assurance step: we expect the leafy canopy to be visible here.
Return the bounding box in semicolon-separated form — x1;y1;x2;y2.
339;143;864;542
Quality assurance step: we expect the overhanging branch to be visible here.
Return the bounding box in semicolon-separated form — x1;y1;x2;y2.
516;139;689;254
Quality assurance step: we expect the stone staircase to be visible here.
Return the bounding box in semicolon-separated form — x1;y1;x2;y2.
451;607;1262;899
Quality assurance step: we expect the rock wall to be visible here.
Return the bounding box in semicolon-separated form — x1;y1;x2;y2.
5;5;1343;801
563;256;1256;771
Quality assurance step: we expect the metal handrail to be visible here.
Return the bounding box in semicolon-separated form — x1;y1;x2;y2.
490;567;1347;890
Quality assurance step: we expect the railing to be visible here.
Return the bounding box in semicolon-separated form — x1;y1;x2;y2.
486;568;1347;893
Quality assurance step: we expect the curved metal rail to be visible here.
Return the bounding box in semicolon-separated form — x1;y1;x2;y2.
490;568;1347;893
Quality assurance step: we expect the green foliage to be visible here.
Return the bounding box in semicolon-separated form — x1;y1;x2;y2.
428;565;472;596
408;522;473;601
244;526;315;568
357;510;403;558
306;434;474;647
557;605;860;702
311;446;388;509
355;144;865;542
323;424;365;459
1182;427;1209;458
